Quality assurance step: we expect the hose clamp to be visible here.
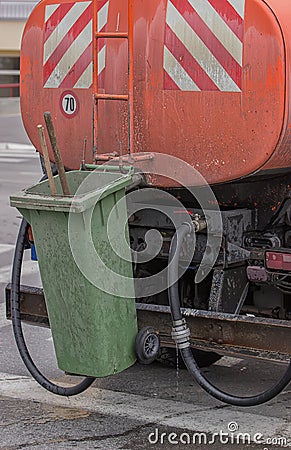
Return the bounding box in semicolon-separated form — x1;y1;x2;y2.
171;318;190;349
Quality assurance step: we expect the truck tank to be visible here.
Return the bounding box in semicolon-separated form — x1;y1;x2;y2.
20;0;291;185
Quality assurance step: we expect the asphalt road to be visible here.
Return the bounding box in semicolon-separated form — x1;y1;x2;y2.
0;99;290;449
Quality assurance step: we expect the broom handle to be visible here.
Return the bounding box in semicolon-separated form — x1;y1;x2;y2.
37;124;57;196
44;112;70;196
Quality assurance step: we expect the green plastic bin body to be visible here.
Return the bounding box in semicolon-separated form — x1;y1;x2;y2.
10;170;137;378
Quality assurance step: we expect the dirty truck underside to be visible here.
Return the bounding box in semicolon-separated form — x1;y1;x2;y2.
6;170;291;363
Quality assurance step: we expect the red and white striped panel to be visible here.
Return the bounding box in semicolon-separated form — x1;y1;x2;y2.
164;0;245;91
43;0;109;89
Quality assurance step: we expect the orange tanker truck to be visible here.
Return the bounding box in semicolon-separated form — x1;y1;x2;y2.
6;0;291;406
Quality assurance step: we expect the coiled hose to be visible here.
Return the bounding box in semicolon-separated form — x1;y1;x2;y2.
11;218;95;396
168;222;291;406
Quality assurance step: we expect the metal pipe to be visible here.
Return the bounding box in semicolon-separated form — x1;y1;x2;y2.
37;124;57;196
83;163;133;172
43;112;70;196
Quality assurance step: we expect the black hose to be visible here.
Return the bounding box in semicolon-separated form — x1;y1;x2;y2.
11;218;95;396
168;223;291;406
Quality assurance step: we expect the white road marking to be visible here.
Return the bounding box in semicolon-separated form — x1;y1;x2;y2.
0;147;36;153
1;178;38;183
0;143;35;150
0;152;37;159
0;373;290;443
0;261;40;284
0;158;34;164
0;265;12;284
0;301;10;328
0;244;14;255
214;356;243;367
0;144;38;164
19;172;40;176
0;373;31;381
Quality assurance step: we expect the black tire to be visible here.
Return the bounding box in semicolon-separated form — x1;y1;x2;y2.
135;326;160;365
157;347;221;369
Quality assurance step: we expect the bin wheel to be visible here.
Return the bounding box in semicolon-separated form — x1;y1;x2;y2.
135;326;160;365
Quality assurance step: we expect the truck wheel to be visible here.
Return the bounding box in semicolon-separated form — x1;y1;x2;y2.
135;326;160;365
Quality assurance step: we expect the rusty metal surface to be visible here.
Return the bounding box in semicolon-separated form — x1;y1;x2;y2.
6;284;291;362
136;303;291;362
5;284;49;327
208;266;248;313
20;0;291;184
128;198;254;266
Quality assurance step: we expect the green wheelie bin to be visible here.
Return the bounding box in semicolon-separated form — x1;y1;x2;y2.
10;169;137;377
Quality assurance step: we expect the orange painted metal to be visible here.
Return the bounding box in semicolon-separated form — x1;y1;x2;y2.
95;93;129;100
93;0;132;157
20;0;95;167
92;0;98;154
259;0;291;173
128;0;134;155
95;32;128;38
20;0;291;185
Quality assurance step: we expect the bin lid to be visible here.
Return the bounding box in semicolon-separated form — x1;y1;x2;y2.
10;170;133;213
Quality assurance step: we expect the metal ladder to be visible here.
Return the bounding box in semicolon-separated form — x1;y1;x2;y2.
93;0;134;159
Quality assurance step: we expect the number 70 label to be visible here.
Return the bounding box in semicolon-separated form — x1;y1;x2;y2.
60;91;79;118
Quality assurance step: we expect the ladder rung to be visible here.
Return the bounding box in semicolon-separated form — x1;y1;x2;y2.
95;32;128;39
95;93;129;101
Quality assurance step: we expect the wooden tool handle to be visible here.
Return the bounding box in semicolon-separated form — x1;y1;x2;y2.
37;124;57;196
44;112;70;196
